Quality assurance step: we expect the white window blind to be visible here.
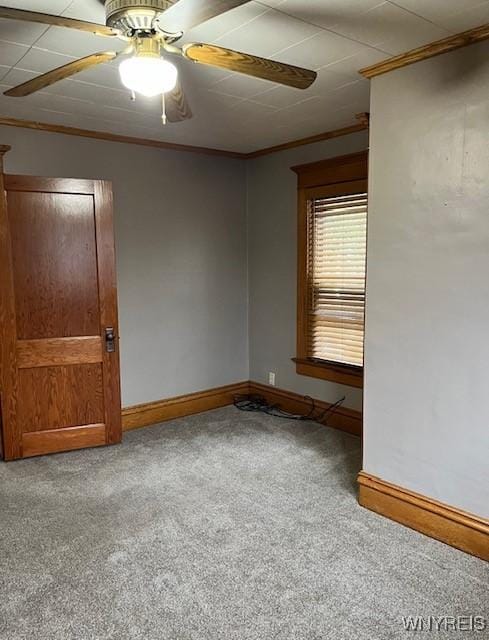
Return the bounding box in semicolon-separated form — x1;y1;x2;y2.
306;191;367;367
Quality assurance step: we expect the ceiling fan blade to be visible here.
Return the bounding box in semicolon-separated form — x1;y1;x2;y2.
165;81;193;122
4;52;118;97
159;0;250;33
0;6;120;37
183;43;317;89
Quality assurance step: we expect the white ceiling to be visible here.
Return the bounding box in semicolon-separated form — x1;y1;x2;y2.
0;0;486;153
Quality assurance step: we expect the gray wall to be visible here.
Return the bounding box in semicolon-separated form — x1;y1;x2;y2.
364;41;489;518
246;131;369;412
0;126;248;407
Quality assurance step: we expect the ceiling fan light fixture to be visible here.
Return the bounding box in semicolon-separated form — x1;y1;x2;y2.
119;55;177;97
1;2;317;122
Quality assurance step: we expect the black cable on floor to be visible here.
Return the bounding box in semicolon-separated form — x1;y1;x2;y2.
233;392;346;427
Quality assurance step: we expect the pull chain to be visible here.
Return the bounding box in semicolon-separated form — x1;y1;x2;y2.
161;93;167;125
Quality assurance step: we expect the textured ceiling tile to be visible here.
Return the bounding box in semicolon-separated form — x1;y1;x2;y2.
327;2;451;52
34;26;126;59
435;2;489;32
180;1;269;43
374;7;454;53
321;47;389;77
261;0;387;30
62;0;107;23
0;40;30;67
271;30;367;70
70;62;123;90
284;111;350;135
273;95;324;119
1;0;69;11
92;103;163;127
328;78;370;106
334;93;371;117
391;0;486;25
256;0;287;7
0;17;47;46
0;88;39;117
228;98;278;119
313;68;365;94
12;47;75;73
177;61;232;88
211;73;275;98
216;63;356;106
18;91;101;118
0;66;37;87
214;8;321;58
40;79;142;113
246;85;313;109
200;89;243;108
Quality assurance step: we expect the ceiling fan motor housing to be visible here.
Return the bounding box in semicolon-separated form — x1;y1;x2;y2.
105;0;176;32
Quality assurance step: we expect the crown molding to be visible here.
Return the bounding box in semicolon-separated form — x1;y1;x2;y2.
243;123;368;159
360;22;489;79
0;115;368;160
0;116;244;159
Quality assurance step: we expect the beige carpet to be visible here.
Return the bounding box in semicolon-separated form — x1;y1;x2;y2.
0;406;487;639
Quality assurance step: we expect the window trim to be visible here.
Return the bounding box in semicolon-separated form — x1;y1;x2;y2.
292;151;368;388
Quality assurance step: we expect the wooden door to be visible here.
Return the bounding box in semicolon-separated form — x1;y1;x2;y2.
0;158;122;459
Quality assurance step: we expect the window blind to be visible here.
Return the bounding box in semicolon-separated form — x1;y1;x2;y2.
307;192;367;367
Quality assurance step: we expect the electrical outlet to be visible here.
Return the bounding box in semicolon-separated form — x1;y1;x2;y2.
268;372;276;386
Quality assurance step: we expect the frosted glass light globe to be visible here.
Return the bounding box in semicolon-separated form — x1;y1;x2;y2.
119;56;178;97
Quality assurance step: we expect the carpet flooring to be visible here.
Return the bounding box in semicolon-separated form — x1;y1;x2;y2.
0;406;487;639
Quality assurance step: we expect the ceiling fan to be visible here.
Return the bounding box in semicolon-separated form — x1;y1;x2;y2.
0;1;317;124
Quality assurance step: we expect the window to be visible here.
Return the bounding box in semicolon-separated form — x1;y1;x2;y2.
292;152;368;388
307;190;367;367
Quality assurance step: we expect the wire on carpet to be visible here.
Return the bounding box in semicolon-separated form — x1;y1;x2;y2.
233;393;345;427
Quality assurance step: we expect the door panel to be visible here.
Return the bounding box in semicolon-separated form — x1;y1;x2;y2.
22;424;106;459
18;364;104;432
9;191;100;340
17;336;103;369
0;173;122;460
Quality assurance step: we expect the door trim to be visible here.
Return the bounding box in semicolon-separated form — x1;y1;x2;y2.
94;181;122;446
0;148;20;459
5;175;95;194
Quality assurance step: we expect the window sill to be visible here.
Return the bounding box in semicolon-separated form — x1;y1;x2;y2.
292;357;363;388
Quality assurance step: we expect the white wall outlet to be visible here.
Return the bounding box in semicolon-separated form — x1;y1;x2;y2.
268;372;276;386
